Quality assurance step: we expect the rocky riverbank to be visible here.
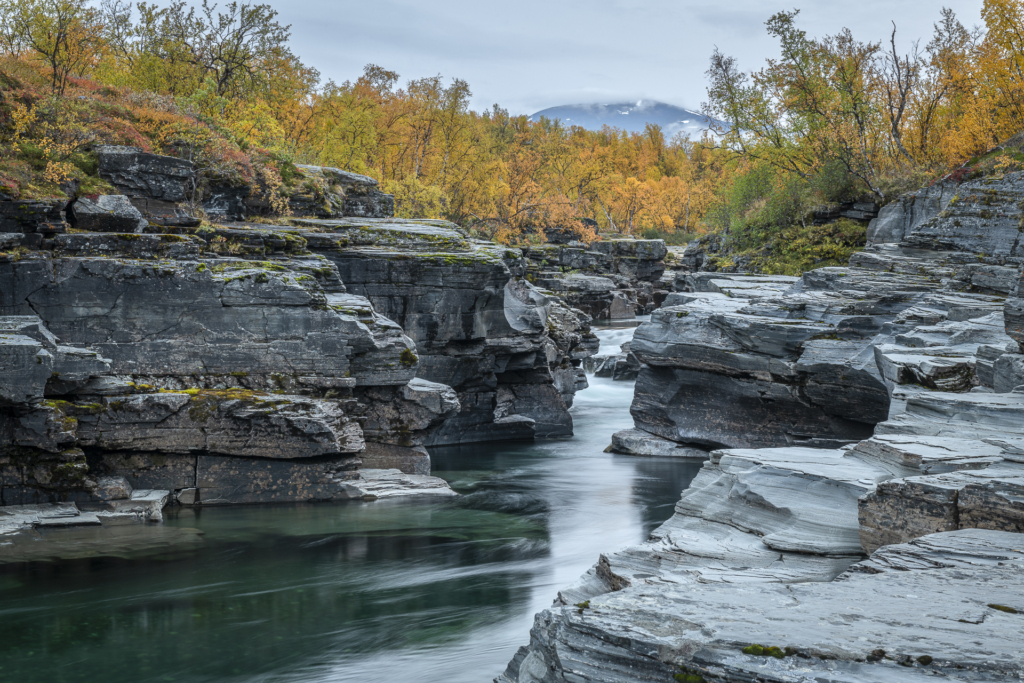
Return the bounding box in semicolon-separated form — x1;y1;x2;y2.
1;145;675;531
499;172;1024;681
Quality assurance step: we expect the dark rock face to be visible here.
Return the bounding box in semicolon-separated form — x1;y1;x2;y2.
91;451;363;505
813;200;879;223
202;184;250;222
293;218;595;444
69;195;147;232
96;146;194;202
0;198;67;236
533;273;635;320
96;145;200;227
52;232;203;259
521;238;668;319
1004;267;1024;347
584;345;642;380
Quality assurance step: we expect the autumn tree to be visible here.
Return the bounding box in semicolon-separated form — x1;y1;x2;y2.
0;0;106;94
99;0;301;100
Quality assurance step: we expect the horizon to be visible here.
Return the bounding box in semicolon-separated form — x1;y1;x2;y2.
273;0;985;115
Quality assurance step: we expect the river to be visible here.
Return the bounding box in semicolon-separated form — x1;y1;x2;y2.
0;321;702;683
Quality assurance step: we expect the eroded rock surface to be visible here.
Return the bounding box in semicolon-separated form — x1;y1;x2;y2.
502;169;1024;682
502;530;1024;683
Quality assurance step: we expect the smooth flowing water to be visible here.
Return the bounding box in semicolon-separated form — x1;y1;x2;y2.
0;322;702;683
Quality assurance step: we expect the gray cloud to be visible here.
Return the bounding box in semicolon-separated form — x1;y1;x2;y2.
275;0;984;115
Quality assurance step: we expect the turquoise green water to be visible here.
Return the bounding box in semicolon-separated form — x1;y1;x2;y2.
0;326;702;683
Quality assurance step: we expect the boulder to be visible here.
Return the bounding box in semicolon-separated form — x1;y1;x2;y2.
69;195;147;232
607;428;708;458
288;165;394;218
96;145;199;226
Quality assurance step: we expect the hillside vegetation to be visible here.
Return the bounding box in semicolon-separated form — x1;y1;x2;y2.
1;0;1022;270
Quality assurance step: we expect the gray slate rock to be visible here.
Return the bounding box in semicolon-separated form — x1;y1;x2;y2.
607;428;708;458
504;530;1024;683
866;182;957;245
69;195;148;232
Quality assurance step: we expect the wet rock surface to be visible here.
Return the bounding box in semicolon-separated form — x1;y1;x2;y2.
502;170;1024;682
0;157;616;519
504;530;1024;683
522;237;668;319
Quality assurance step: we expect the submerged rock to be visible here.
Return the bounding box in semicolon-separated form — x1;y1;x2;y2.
338;468;457;500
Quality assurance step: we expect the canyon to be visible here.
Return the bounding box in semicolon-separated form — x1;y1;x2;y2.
2;145;1024;683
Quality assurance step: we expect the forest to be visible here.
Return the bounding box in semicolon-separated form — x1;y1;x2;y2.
0;0;1022;269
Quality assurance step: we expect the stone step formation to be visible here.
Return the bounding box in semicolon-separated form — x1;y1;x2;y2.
502;172;1024;681
1;144;676;522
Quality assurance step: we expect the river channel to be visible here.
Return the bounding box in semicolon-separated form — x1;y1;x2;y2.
0;321;703;683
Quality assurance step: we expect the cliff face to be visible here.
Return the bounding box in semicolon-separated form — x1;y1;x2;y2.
0;145;597;512
501;172;1024;682
291;217;596;442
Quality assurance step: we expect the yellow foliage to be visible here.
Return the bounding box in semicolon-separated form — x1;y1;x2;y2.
2;0;1021;249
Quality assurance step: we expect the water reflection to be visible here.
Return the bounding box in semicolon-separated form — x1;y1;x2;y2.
0;320;701;683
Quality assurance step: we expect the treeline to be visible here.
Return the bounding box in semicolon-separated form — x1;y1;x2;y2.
0;0;1022;247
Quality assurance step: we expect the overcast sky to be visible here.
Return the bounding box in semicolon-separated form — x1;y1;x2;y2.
279;0;984;115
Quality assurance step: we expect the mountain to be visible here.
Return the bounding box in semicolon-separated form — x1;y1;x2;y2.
529;100;726;139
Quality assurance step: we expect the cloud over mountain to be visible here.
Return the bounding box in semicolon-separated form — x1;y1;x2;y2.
530;100;726;139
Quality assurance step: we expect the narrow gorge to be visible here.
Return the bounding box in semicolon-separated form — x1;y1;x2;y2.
0;144;687;681
3;0;1023;679
4;144;1023;682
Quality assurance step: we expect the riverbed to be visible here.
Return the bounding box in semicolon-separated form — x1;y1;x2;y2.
0;322;702;683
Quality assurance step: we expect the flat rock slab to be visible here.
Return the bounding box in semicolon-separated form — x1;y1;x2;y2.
608;429;709;458
507;530;1024;683
34;512;103;527
849;434;1006;477
295;218;469;252
338;469;457;501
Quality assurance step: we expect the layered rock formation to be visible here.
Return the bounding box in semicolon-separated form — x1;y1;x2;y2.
504;530;1024;683
280;217;595;442
1;146;598;518
502;171;1024;681
0;246;460;508
522;237;669;319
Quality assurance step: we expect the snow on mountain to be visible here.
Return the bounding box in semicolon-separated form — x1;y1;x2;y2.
529;100;726;139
